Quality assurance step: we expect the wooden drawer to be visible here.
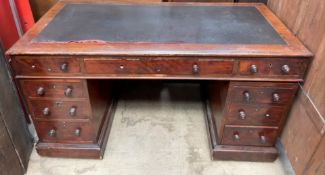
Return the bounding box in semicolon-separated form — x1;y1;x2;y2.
12;57;81;75
222;126;278;146
228;82;298;105
84;58;234;76
35;121;94;143
20;79;86;98
29;99;91;120
238;59;308;78
224;104;286;126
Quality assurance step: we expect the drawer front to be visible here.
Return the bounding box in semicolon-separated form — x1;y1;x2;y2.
224;104;285;126
228;83;298;105
84;58;234;76
222;126;278;146
238;59;308;77
35;121;94;143
12;57;81;75
20;79;86;98
84;58;153;74
193;59;234;75
29;100;91;120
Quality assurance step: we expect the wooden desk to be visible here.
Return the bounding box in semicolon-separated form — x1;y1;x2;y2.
7;1;312;161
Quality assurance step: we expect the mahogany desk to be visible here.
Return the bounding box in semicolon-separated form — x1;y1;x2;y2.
8;1;312;161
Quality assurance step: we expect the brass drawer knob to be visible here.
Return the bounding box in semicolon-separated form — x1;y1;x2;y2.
48;129;56;137
260;135;266;144
64;87;73;97
250;64;258;73
43;107;50;116
69;106;77;117
281;64;290;74
243;91;251;102
272;93;280;102
60;63;68;72
36;87;45;96
192;64;199;74
238;110;246;120
233;133;240;141
74;128;81;137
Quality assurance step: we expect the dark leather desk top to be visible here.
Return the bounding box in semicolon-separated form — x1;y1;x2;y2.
34;4;285;45
8;1;311;57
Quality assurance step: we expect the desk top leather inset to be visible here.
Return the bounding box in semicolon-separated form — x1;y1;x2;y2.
8;1;312;57
34;4;285;45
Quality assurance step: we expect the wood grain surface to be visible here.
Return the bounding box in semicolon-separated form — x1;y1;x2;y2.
7;1;311;57
6;0;313;161
268;0;325;174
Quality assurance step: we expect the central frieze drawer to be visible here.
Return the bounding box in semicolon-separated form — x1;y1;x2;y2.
84;58;234;75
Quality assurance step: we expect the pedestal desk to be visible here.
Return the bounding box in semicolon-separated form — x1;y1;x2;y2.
7;0;312;161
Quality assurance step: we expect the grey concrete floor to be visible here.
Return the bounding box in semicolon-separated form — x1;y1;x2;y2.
26;81;291;175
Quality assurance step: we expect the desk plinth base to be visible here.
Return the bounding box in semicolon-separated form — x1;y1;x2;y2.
205;101;278;162
210;143;278;162
36;100;116;159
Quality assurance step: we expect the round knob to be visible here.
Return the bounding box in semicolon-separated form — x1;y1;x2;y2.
74;128;81;137
265;113;271;118
64;87;73;97
36;87;45;96
60;63;68;72
119;65;125;70
233;133;240;141
250;64;258;73
48;129;56;137
281;65;290;74
69;106;77;117
260;135;266;144
192;64;199;74
238;110;246;120
42;107;50;116
243;91;251;102
272;93;280;102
